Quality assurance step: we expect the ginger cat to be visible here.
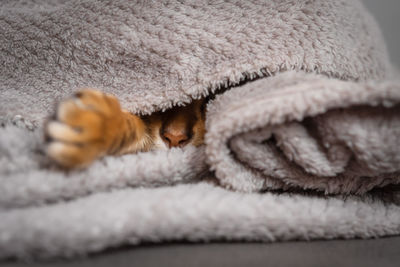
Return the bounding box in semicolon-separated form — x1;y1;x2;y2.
45;89;206;168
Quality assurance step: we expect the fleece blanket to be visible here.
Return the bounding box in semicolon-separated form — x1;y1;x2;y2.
1;0;400;260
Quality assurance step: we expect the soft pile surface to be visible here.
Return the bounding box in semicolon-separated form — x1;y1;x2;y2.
1;0;400;260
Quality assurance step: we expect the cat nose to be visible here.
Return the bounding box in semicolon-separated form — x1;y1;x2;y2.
162;131;189;148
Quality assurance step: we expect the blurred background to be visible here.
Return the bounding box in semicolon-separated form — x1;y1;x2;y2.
364;0;400;67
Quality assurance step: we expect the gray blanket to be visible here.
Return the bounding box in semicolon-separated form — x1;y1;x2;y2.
1;0;399;260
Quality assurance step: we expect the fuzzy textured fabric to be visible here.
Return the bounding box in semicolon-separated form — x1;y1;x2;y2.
1;0;400;260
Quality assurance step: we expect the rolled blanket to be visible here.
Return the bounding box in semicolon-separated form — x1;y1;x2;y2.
207;71;400;194
0;0;399;260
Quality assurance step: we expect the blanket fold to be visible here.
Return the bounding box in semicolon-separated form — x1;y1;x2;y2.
206;71;400;194
1;0;400;260
0;123;207;209
2;183;400;259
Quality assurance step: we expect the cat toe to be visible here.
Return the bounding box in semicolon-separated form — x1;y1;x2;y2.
46;121;83;143
46;141;99;169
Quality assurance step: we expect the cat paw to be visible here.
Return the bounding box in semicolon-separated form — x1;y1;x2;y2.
45;89;123;168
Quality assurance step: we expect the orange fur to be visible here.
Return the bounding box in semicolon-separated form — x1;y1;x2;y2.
45;89;206;168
